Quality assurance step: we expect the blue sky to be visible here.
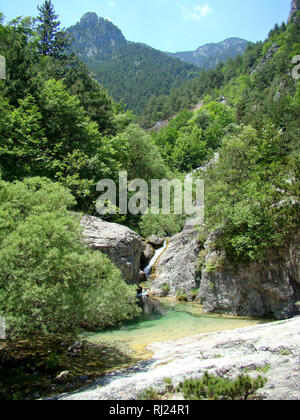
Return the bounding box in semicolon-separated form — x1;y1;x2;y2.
0;0;292;52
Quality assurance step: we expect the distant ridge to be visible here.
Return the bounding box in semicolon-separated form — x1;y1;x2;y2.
67;14;250;113
166;38;250;70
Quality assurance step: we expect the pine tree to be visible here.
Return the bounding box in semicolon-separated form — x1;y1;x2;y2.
36;0;69;58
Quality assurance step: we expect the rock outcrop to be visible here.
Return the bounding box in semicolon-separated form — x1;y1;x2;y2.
199;233;300;320
81;216;143;284
150;223;200;297
141;243;155;268
147;236;165;250
149;216;299;318
252;43;279;74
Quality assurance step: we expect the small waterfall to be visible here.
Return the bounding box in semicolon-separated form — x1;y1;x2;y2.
144;240;167;278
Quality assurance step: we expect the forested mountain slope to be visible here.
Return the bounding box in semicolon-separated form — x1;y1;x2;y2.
68;13;200;114
140;2;300;128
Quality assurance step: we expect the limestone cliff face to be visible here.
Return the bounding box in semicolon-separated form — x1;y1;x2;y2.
149;220;300;319
288;0;300;24
81;216;143;284
199;233;300;320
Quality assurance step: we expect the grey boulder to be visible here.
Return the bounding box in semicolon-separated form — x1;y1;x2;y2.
81;215;143;284
150;223;200;297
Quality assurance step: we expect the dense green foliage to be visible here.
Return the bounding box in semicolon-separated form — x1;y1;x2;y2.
177;372;266;400
198;14;300;264
68;13;200;114
112;124;166;182
87;43;199;115
144;11;300;260
139;213;186;238
203;121;299;264
0;3;151;340
151;103;235;172
0;178;140;339
139;27;286;127
0;7;169;219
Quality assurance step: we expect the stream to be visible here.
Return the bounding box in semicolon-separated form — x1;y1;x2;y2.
82;240;266;360
82;298;266;359
0;240;268;399
143;240;167;278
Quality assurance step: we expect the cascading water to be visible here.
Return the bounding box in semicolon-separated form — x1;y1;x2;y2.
143;240;167;278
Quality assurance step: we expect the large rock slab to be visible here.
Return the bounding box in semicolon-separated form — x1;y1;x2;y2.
150;223;200;297
81;216;143;284
199;233;300;320
58;316;300;400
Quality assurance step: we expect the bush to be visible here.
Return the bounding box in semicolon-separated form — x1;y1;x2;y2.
138;387;160;400
139;213;185;238
162;283;170;295
176;290;188;302
204;123;300;264
0;178;140;339
204;256;226;273
189;289;200;301
177;372;267;400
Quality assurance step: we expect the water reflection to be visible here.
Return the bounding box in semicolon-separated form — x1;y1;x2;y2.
142;296;166;317
84;298;267;359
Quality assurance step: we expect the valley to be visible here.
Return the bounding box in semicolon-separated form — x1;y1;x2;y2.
0;0;299;401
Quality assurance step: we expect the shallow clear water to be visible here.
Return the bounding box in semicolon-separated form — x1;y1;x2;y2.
83;298;268;359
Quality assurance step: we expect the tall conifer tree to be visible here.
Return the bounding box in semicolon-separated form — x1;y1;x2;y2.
37;0;69;58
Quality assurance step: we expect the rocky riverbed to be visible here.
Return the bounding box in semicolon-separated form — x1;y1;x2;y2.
57;316;300;400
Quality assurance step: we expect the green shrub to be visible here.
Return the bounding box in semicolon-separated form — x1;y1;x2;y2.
197;231;207;248
139;213;185;238
197;249;208;272
176;290;188;302
205;256;226;273
204;123;300;265
177;372;267;400
189;289;200;301
162;283;170;295
163;378;175;393
0;178;140;339
279;348;292;356
138;387;160;400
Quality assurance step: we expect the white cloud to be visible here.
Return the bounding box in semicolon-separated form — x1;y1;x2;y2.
107;1;116;7
181;4;213;21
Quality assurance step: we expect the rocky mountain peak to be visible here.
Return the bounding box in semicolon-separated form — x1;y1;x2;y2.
288;0;300;23
68;12;126;58
80;12;99;26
